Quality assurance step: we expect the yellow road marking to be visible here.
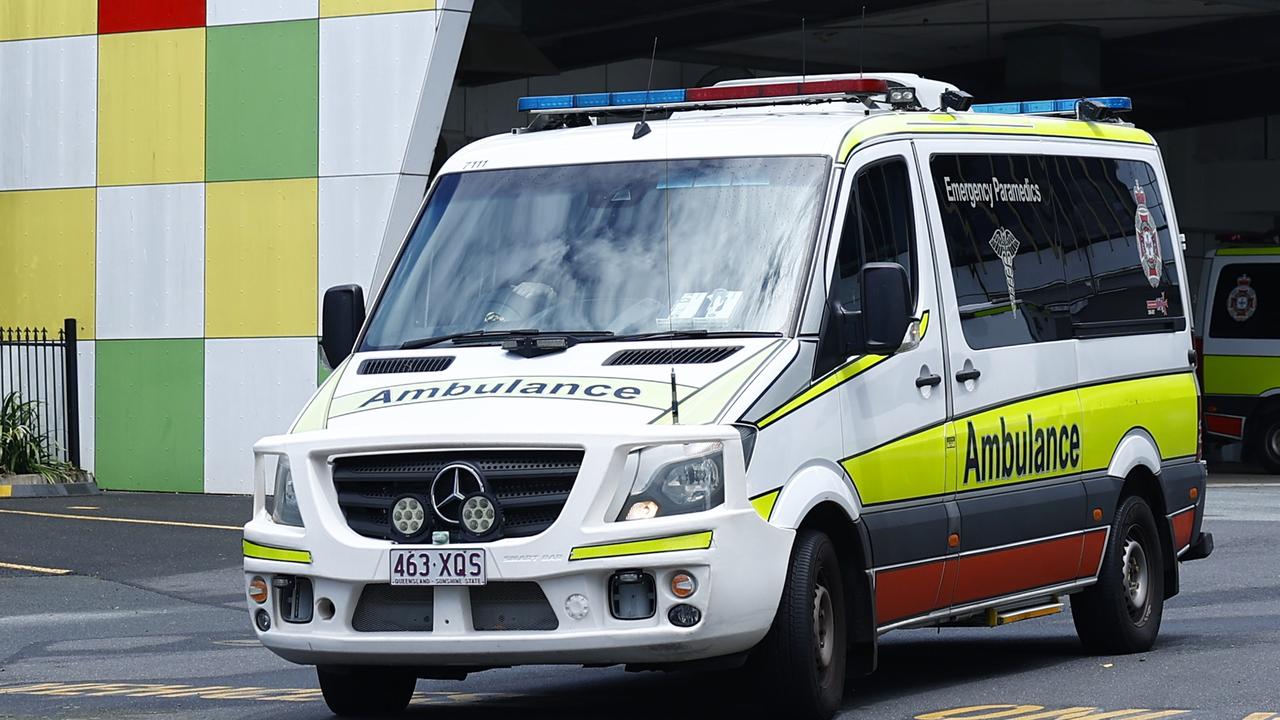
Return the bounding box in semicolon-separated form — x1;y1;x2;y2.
0;681;516;705
918;707;1192;720
1242;715;1277;720
0;508;240;531
0;561;71;575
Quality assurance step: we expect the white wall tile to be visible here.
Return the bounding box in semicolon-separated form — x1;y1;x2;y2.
0;36;96;191
96;184;204;339
320;11;434;175
207;0;318;25
77;340;94;474
204;337;318;494
319;174;398;324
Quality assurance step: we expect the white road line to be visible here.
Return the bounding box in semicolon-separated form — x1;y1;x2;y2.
0;561;70;575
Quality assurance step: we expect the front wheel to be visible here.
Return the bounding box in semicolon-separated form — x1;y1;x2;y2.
751;529;847;720
317;666;415;717
1071;495;1165;654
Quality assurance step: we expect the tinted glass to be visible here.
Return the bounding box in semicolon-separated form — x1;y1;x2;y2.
1209;262;1279;339
931;154;1182;350
833;159;916;309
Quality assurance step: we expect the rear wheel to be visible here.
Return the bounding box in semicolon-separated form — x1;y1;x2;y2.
1250;414;1280;474
317;666;415;717
1071;495;1165;654
751;529;847;720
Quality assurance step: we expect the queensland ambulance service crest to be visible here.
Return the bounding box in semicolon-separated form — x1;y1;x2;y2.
1227;274;1257;322
1134;183;1162;288
989;227;1020;316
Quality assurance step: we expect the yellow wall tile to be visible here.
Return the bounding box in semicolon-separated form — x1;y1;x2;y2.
319;0;435;18
0;0;96;41
97;29;205;186
0;189;96;337
206;179;318;338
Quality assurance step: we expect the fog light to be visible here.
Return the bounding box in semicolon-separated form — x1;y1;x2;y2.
565;593;590;620
668;603;701;627
248;576;268;604
670;572;697;599
391;495;428;539
459;492;502;541
254;609;271;632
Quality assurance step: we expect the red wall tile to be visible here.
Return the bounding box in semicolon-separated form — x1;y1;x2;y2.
99;0;205;34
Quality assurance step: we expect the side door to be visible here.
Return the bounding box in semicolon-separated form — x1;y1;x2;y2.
918;142;1088;612
818;142;954;628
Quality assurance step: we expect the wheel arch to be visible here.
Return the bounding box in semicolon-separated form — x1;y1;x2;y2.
1117;464;1179;600
769;464;876;675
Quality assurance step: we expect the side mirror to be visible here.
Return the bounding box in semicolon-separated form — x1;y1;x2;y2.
836;262;911;356
321;284;366;368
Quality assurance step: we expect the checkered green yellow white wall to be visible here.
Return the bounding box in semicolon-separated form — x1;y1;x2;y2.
0;0;469;493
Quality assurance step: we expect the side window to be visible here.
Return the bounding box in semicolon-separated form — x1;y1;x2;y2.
832;158;917;310
931;153;1184;351
1209;263;1278;339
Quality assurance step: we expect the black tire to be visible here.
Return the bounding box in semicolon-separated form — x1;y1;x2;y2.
1071;495;1165;654
1250;414;1280;474
317;666;415;717
751;529;847;720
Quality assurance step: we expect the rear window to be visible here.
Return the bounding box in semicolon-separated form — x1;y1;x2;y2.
931;153;1184;350
1209;262;1279;339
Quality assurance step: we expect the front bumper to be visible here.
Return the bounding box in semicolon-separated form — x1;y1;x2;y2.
243;426;793;667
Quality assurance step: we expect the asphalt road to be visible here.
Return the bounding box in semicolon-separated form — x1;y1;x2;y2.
0;479;1276;720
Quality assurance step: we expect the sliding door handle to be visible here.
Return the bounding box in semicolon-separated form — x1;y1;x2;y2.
955;368;981;383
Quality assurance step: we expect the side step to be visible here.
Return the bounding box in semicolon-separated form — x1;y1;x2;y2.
984;598;1064;627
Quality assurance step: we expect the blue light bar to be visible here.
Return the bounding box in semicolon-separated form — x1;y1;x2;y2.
971;96;1133;115
516;88;688;112
609;89;686;106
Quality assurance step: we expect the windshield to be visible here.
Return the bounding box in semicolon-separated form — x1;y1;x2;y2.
360;156;831;350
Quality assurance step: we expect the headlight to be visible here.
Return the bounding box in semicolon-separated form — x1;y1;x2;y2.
271;456;304;527
618;442;724;521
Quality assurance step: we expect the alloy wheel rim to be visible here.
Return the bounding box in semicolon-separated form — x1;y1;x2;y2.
813;581;835;671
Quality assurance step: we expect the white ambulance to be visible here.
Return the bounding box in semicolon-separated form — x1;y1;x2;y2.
243;73;1213;719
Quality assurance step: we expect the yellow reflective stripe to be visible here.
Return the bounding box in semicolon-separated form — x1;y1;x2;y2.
568;531;712;561
837;113;1155;162
750;489;780;520
242;539;311;564
1202;355;1280;396
1079;373;1198;467
756;311;929;429
1217;247;1280;256
843;423;949;505
292;356;349;433
840;372;1197;505
651;341;783;425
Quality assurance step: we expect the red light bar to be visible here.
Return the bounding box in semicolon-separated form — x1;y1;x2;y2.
686;78;889;102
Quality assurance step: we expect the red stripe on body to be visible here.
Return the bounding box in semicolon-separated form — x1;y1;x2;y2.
874;561;945;625
952;534;1083;606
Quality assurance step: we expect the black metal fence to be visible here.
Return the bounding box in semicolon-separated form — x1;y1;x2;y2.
0;319;81;467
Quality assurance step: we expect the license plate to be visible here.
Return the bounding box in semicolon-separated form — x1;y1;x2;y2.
390;548;487;586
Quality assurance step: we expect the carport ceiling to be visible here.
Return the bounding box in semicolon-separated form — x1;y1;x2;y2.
460;0;1280;129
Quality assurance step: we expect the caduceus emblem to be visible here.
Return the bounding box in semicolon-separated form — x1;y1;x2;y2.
989;227;1020;317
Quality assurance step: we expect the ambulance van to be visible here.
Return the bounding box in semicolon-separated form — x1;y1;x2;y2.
243;73;1214;719
1197;242;1280;472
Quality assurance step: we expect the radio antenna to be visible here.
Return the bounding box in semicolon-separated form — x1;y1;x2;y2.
634;37;658;140
801;17;807;84
858;5;866;78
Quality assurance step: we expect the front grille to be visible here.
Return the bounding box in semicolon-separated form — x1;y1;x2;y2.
352;584;434;632
471;582;558;631
332;450;583;542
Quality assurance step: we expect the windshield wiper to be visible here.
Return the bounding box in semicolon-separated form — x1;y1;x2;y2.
400;329;613;350
592;330;785;343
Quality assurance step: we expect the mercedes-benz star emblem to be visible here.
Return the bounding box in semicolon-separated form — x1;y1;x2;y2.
430;463;486;525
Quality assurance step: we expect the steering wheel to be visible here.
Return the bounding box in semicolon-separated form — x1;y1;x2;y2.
481;282;557;326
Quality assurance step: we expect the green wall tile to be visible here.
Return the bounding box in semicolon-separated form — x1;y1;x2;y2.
95;339;204;492
206;20;319;182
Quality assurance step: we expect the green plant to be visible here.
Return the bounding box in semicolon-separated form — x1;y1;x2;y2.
0;391;74;482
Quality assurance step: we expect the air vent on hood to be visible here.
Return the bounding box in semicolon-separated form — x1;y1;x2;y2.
357;356;455;375
604;346;742;366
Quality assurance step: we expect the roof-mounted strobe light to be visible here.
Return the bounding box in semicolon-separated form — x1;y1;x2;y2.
514;78;890;116
971;96;1132;121
887;86;919;109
